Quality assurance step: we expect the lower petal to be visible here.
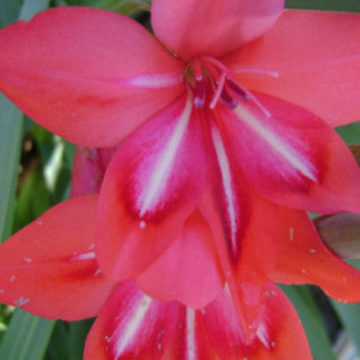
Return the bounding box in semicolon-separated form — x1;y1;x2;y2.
136;210;224;308
200;282;311;360
268;204;360;303
0;195;115;320
84;280;311;360
96;95;208;280
222;93;360;214
84;280;182;360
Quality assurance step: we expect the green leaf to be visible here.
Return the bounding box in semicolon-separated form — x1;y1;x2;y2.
0;95;23;242
0;310;55;360
281;285;337;360
45;320;93;360
0;0;21;27
331;300;360;356
286;0;360;11
336;122;360;145
18;0;51;20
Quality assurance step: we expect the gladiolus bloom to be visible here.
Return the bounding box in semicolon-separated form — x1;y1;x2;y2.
1;1;360;358
0;148;312;359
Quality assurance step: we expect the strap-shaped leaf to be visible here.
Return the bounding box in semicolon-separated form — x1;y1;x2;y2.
0;309;55;360
286;0;360;12
281;285;337;360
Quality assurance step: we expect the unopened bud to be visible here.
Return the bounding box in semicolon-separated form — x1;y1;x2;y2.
315;212;360;259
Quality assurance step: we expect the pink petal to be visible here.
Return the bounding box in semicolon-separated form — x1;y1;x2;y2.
203;118;276;274
0;195;115;320
84;280;182;360
267;204;360;303
151;0;284;60
136;210;223;308
224;10;360;127
84;280;311;359
0;7;184;146
71;146;118;198
200;283;311;360
222;93;360;214
96;95;208;281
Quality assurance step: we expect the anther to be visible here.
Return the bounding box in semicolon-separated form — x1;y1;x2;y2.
220;88;238;110
193;78;206;108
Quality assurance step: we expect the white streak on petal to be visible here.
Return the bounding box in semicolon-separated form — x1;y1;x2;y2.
71;251;96;261
138;96;192;216
256;323;271;349
186;308;197;360
211;125;238;255
234;105;318;182
126;72;183;88
113;295;152;359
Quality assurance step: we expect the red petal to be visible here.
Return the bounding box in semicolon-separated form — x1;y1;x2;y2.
96;95;208;280
151;0;284;60
0;7;183;146
84;280;183;360
222;93;360;214
199;283;311;360
267;204;360;303
0;195;115;320
202;116;276;274
136;210;224;308
224;10;360;127
71;146;117;198
84;280;311;360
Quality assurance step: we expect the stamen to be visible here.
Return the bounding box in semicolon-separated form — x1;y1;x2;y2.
193;79;206;108
227;79;271;118
193;59;206;108
233;68;280;78
219;88;238;110
226;79;250;101
209;72;226;109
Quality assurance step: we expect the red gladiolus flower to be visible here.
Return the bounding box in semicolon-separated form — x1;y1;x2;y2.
1;1;360;357
0;188;311;359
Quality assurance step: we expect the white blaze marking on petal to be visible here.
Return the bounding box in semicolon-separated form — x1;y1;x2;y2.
114;295;152;359
138;96;193;217
211;125;238;255
256;323;271;349
71;251;96;261
234;105;318;182
126;72;184;88
186;308;197;360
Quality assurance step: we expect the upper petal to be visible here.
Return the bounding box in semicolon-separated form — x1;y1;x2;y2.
0;7;183;146
96;95;208;281
222;93;360;214
0;195;115;320
224;10;360;127
151;0;284;60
